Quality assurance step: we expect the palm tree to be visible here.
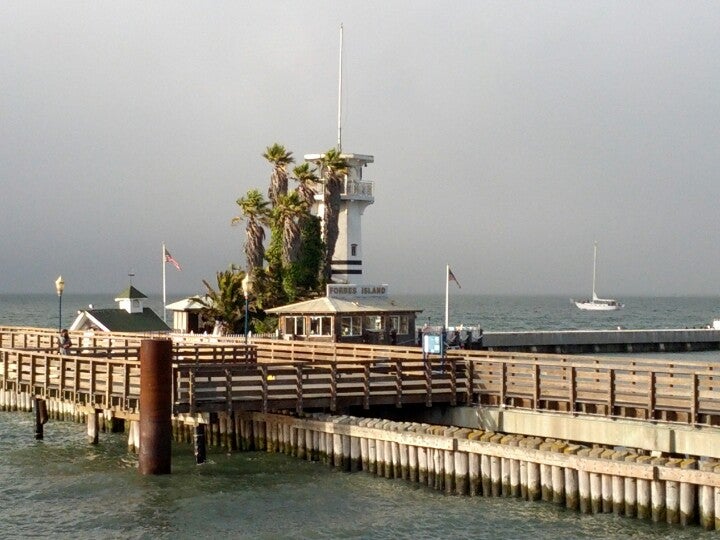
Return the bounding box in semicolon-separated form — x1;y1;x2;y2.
231;189;270;274
292;162;319;208
199;266;247;334
317;148;348;281
272;192;309;265
263;143;294;206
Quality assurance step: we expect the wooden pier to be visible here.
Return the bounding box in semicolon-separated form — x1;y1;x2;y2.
3;326;720;529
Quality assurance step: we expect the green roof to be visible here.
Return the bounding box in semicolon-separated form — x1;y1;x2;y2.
86;308;170;332
114;286;148;300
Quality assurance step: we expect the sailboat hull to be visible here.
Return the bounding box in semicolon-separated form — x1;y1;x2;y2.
574;299;623;311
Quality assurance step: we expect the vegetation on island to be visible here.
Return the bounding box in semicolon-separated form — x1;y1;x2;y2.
198;144;347;334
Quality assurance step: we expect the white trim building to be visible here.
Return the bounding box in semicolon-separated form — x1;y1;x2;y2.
266;285;421;345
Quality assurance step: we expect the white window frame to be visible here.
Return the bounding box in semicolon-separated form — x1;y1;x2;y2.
341;315;363;336
309;316;332;336
284;316;305;336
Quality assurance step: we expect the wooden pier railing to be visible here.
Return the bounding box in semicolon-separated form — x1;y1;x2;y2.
173;356;463;415
0;347;141;415
448;349;720;425
2;330;720;427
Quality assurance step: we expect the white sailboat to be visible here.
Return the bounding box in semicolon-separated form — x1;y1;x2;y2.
573;242;623;311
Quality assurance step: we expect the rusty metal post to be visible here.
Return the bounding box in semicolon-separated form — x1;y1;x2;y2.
138;338;173;475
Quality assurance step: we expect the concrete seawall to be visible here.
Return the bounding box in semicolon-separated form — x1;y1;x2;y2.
232;411;720;530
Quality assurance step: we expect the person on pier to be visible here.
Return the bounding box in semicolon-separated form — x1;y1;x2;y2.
58;329;72;355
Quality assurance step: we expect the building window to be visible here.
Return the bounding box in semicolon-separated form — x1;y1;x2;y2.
389;315;410;334
363;315;382;331
284;316;305;336
351;244;357;256
309;316;332;336
341;316;363;336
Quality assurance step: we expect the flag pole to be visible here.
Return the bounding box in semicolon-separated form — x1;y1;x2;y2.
162;242;167;323
445;264;450;330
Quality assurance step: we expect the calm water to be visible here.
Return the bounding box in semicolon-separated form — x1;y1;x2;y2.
3;292;719;333
0;413;712;540
1;293;720;538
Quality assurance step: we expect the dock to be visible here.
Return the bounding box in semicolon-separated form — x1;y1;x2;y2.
4;326;720;530
479;328;720;354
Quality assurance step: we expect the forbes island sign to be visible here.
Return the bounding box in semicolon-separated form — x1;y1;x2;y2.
327;284;388;299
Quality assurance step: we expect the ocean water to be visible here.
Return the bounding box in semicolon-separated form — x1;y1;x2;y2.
0;412;712;540
1;293;720;538
3;292;719;333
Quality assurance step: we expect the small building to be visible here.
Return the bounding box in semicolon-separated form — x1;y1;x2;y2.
266;284;421;345
69;286;170;333
165;296;211;334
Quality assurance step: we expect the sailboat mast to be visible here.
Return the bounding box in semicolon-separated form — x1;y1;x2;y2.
337;23;343;152
592;241;598;300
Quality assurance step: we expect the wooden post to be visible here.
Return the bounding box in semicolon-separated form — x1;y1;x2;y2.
444;449;455;494
408;443;419;482
480;453;491;495
33;397;48;440
590;472;602;513
138;338;172;475
375;434;385;477
680;458;698;526
491;455;502;497
87;409;100;444
450;449;466;495
666;459;681;524
194;424;206;464
417;444;427;484
700;462;716;530
651;457;667;522
400;442;410;480
127;420;140;453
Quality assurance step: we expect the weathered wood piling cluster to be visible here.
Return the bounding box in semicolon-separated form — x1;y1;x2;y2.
217;411;720;531
0;386;129;442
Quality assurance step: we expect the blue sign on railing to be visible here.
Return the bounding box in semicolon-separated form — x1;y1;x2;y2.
422;333;442;355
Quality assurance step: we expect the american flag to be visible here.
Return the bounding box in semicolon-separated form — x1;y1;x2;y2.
164;248;182;271
448;267;461;288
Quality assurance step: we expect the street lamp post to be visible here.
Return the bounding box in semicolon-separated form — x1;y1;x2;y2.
55;275;65;331
241;275;251;344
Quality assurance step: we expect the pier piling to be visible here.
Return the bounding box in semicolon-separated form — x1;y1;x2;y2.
33;397;48;440
138;338;172;475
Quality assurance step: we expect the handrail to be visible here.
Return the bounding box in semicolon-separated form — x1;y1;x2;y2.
1;331;719;427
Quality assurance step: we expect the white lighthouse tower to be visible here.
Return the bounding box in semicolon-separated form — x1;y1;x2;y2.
304;152;374;284
305;24;375;284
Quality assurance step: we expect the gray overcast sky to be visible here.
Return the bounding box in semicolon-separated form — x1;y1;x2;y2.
2;1;720;297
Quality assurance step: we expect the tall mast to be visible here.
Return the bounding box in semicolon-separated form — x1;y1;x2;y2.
337;23;343;152
592;241;598;299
